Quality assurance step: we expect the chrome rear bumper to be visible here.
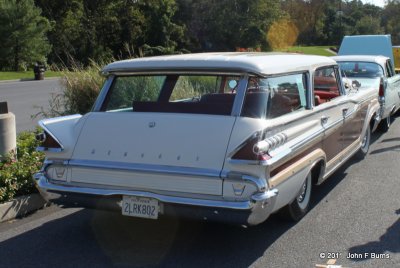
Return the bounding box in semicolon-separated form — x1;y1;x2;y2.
33;172;278;226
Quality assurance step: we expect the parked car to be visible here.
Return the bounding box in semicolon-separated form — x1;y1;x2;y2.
333;55;400;131
33;53;380;226
338;34;399;73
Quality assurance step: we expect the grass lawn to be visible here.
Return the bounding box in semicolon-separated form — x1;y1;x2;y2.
0;70;63;81
275;46;337;56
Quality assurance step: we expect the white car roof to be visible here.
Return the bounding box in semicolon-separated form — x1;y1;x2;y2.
103;52;336;76
332;55;389;66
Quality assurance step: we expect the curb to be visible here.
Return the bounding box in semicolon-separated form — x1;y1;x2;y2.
0;193;48;223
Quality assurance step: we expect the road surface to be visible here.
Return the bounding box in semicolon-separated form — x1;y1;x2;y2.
0;79;61;133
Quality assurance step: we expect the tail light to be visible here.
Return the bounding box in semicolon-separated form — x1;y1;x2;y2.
232;135;271;161
232;133;287;161
36;131;63;152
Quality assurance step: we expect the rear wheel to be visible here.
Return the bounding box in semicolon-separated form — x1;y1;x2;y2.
279;172;312;221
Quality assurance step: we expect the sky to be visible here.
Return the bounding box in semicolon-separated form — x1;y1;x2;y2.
361;0;386;7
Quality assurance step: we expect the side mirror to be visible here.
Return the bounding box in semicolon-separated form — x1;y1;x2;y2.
352;80;361;89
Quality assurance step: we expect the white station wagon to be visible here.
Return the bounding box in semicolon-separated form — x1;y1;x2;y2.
34;53;380;225
333;55;400;132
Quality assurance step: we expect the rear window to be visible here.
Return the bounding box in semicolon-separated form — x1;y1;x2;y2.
338;61;384;78
241;73;308;119
103;75;240;115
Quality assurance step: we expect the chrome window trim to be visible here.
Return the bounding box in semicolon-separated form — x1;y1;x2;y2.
105;71;248;76
312;64;344;107
305;71;313;109
92;75;114;112
231;74;249;116
334;65;346;96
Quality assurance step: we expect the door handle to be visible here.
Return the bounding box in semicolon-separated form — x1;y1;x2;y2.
342;107;349;116
321;115;329;125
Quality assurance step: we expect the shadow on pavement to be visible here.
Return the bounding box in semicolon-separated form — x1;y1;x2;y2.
348;209;400;262
0;207;297;268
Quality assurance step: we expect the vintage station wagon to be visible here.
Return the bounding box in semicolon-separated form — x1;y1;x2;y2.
333;55;400;132
34;53;380;225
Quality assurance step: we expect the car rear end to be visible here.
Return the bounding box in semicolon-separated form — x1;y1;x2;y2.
34;72;278;226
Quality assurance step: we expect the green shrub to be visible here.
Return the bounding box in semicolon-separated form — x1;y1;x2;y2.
61;61;105;114
36;61;105;117
0;131;44;203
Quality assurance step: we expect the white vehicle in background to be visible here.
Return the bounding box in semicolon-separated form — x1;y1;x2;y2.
333;55;400;131
33;53;380;226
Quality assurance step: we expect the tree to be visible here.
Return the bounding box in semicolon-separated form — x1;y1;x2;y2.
35;0;187;65
382;1;400;44
177;0;281;51
0;0;51;71
354;16;383;35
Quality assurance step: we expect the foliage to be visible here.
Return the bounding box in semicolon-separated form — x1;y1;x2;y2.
0;0;394;69
170;76;217;100
37;61;104;117
0;0;51;71
267;19;299;49
382;1;400;44
34;0;186;66
60;61;105;115
0;131;44;203
275;46;336;56
176;0;281;51
281;0;385;46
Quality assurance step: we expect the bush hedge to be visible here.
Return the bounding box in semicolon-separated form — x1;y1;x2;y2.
0;131;44;203
36;61;105;118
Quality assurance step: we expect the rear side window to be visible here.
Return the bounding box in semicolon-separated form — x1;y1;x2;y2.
241;73;307;119
106;76;165;111
313;67;341;106
103;74;240;115
386;60;394;77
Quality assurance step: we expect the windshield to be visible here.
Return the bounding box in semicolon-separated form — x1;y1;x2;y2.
338;61;384;78
103;74;240;115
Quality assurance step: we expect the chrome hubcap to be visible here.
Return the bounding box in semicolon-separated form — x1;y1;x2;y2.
298;180;308;203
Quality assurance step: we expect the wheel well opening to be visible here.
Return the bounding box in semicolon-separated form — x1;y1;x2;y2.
369;113;376;130
311;160;324;185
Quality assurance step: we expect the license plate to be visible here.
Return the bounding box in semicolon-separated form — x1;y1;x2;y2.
122;196;159;219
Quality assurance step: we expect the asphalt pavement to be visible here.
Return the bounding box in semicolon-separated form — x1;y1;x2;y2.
0;79;61;133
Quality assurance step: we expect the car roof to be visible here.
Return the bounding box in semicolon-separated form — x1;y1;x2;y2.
103;52;336;76
332;55;388;66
